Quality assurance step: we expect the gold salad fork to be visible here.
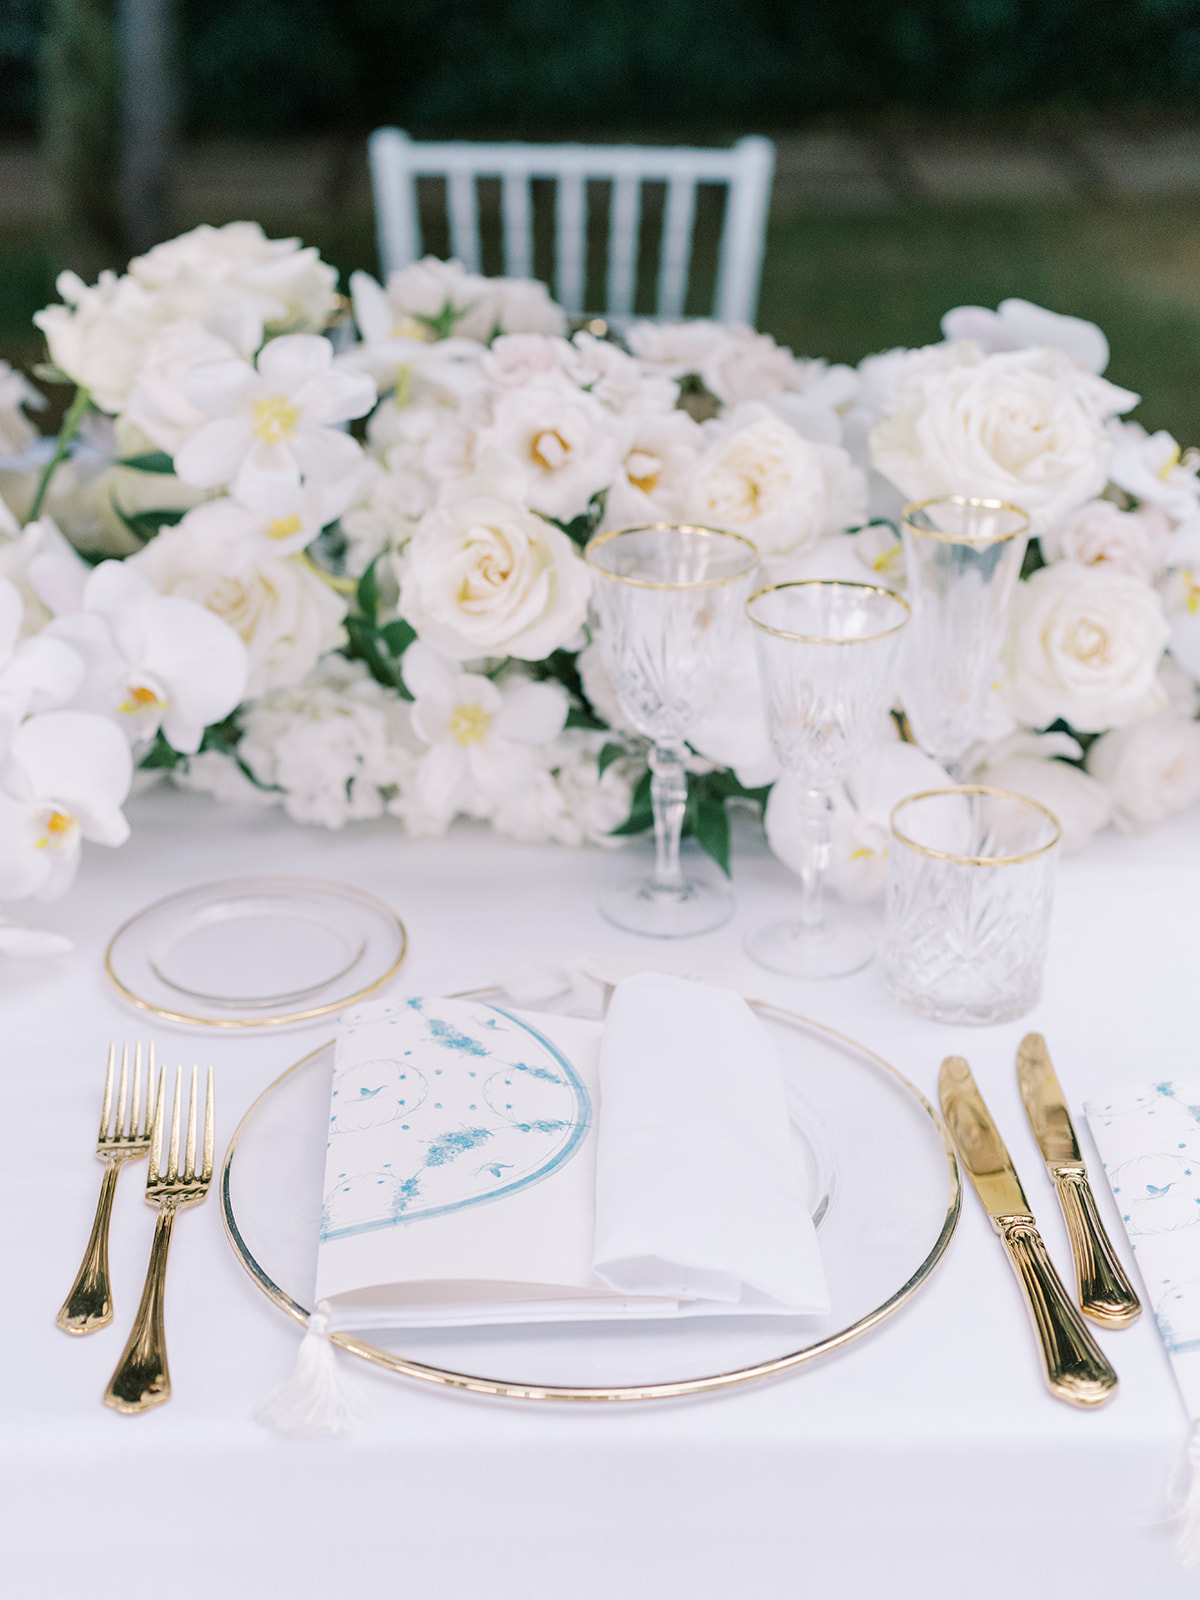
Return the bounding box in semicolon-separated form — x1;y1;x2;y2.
104;1064;214;1414
57;1043;155;1334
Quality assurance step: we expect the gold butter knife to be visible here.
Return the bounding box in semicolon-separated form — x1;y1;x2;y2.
938;1055;1117;1408
1016;1033;1141;1327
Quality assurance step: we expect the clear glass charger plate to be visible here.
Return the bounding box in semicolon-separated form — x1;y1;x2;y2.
220;987;961;1401
105;876;408;1030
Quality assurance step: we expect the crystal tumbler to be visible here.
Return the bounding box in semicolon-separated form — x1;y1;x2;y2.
885;786;1061;1025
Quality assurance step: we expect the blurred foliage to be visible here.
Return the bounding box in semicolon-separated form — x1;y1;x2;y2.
6;0;1200;133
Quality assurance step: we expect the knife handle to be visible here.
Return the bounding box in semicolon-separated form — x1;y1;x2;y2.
995;1216;1118;1408
1052;1167;1141;1327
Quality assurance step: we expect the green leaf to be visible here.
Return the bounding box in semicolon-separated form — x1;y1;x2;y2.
112;505;186;544
342;615;413;697
597;741;627;776
380;617;416;656
138;730;183;771
692;793;732;877
116;451;176;474
544;489;608;548
356;555;381;624
1020;538;1047;580
415;300;470;340
608;767;653;836
565;703;607;730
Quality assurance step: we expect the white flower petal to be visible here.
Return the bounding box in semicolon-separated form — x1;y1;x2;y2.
493;679;569;745
414;741;470;818
175;416;257;488
401;641;459;703
256;333;333;391
182;357;259;417
7;709;133;816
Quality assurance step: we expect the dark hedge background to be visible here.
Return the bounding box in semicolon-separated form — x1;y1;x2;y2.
5;0;1200;135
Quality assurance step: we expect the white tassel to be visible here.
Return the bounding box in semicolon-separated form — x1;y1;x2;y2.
256;1302;353;1437
1169;1420;1200;1566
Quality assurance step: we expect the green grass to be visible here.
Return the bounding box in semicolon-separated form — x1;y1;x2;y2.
6;196;1200;442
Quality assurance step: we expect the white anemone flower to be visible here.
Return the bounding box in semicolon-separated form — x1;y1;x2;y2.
403;641;569;819
0;710;132;900
174;334;377;502
44;561;248;753
0;575;85;749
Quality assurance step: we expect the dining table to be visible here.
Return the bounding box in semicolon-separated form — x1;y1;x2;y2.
3;779;1197;1599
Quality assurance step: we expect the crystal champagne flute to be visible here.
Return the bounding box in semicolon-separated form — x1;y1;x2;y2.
584;523;759;937
746;581;911;978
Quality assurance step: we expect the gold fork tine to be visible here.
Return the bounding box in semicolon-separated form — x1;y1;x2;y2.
115;1043;129;1144
127;1043;141;1143
141;1043;156;1138
183;1067;198;1183
99;1043;115;1146
202;1067;214;1183
165;1067;182;1183
148;1066;166;1184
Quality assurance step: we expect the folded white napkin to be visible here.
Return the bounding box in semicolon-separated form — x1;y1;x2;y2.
312;978;827;1330
593;973;827;1311
1086;1083;1200;1566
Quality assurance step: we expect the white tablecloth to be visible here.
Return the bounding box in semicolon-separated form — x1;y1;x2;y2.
3;784;1197;1598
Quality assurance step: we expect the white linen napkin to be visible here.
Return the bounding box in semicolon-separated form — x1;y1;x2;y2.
593;973;828;1313
1086;1083;1200;1565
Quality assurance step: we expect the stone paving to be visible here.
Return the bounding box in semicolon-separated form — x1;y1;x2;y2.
3;125;1200;230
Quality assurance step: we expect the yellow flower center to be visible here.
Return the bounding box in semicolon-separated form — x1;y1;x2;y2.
35;810;76;850
625;450;662;494
873;542;903;573
532;430;569;472
118;684;167;714
448;703;492;747
1159;443;1183;480
266;513;303;542
848;846;876;861
1186;569;1200;616
252;395;300;445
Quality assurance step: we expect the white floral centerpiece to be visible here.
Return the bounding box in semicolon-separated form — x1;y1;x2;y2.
0;224;1198;934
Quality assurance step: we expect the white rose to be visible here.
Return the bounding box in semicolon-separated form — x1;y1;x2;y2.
870;344;1136;533
1086;712;1200;832
399;461;591;660
1039;498;1170;582
940;299;1110;374
124;321;243;453
382;257;565;342
1004;562;1169;732
600;408;704;531
480;333;571;389
624;320;728;372
475;377;619;521
35;271;170;413
689;404;867;556
129;520;346;696
130;222;338;333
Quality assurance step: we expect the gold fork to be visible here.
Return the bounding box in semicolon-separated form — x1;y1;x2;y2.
57;1043;155;1335
104;1064;214;1414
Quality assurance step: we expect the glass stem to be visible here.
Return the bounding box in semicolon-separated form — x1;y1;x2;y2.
648;743;688;893
794;787;833;934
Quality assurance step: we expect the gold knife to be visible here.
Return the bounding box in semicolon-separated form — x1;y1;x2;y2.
1016;1033;1141;1327
938;1055;1118;1408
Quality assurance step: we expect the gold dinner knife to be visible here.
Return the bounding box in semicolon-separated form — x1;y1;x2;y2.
938;1055;1118;1408
1016;1033;1141;1327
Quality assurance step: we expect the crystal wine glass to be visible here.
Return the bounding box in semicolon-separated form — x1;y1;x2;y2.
584;523;759;937
745;581;911;978
899;496;1030;775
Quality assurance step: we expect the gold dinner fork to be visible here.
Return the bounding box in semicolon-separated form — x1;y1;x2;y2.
104;1064;214;1414
57;1043;155;1335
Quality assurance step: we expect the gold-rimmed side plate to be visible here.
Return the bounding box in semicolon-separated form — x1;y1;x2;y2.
105;876;407;1031
220;991;960;1401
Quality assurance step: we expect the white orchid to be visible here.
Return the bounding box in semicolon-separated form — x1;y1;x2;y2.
44;561;248;752
172;481;329;572
940;299;1110;374
0;710;132;900
1106;419;1200;524
0;575;85;748
174;334;376;503
403;642;569;820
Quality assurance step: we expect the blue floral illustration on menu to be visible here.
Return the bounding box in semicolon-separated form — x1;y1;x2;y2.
321;998;591;1242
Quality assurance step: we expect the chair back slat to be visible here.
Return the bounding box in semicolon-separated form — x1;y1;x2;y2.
367;128;775;325
447;171;481;274
501;171;533;279
657;177;697;320
555;171;586;313
606;174;641;317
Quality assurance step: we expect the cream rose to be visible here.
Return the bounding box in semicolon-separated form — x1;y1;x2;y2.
1003;562;1169;732
130;222;338;333
475;377;620;521
1039;498;1169;582
1086;712;1200;832
399;463;591;660
129;521;346;696
870;344;1136;533
688;404;867;557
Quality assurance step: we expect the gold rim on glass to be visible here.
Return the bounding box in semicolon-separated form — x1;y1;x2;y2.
890;784;1062;867
104;878;409;1029
746;581;912;645
900;496;1030;546
219;998;961;1404
584;523;759;590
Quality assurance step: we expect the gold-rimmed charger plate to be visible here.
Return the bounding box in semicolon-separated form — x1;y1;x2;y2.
105;876;407;1030
220;990;960;1401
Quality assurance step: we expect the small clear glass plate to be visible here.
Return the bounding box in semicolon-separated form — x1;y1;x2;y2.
221;988;960;1399
106;877;407;1031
